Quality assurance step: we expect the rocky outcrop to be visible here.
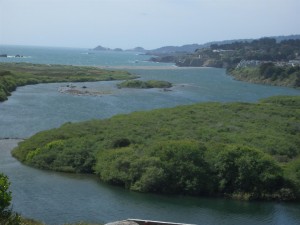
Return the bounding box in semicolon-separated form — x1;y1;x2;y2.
93;45;110;51
175;57;225;68
149;55;176;63
175;57;204;67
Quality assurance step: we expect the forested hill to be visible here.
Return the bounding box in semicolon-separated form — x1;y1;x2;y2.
175;38;300;67
12;95;300;201
167;37;300;88
91;35;300;54
146;35;300;55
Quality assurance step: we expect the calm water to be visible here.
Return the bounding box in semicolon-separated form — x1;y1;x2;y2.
0;45;170;67
0;45;300;225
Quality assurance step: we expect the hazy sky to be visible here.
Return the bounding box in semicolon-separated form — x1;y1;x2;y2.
0;0;300;49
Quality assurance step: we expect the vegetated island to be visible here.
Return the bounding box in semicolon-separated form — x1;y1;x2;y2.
12;95;300;201
117;80;172;89
0;62;137;102
57;79;172;96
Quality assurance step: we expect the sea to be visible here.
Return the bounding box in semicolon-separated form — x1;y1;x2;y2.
0;45;300;225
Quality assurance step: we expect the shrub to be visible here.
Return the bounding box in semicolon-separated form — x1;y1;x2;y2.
215;145;284;198
148;140;213;194
0;173;21;224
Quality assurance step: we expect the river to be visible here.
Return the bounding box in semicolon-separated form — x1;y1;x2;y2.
0;46;300;224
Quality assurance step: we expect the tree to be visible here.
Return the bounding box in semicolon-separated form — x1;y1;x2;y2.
215;145;284;198
259;62;275;78
0;173;21;224
149;140;212;194
0;173;11;215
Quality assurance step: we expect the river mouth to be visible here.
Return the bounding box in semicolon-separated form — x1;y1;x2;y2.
1;60;300;224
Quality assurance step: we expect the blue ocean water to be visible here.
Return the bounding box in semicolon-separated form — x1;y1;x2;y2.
0;45;172;66
0;45;300;225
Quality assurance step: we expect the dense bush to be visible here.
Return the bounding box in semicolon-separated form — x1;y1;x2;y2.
229;64;300;87
0;173;11;215
214;145;284;198
12;96;300;200
96;140;212;194
0;173;21;225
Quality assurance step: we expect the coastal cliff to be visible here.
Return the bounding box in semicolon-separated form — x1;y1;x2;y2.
150;37;300;88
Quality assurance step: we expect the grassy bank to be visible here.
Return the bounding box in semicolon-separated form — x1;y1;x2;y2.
12;95;300;201
0;62;137;101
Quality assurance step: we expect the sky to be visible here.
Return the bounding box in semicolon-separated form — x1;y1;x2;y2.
0;0;300;49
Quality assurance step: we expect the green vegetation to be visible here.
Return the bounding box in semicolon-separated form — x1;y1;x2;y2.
117;80;172;89
0;173;22;224
176;38;300;68
170;38;300;87
12;96;300;201
229;63;300;88
0;62;137;101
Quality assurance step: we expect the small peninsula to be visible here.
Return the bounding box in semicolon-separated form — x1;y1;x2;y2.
12;95;300;201
0;63;137;102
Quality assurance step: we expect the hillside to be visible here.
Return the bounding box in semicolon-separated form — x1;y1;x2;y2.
172;37;300;88
229;63;300;88
92;35;300;55
12;96;300;201
175;38;300;67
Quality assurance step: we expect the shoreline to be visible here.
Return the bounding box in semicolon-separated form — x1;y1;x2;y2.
95;65;212;70
0;137;24;141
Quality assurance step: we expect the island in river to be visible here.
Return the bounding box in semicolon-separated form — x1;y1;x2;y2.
58;79;172;96
12;92;300;201
117;80;172;89
1;62;299;202
0;62;138;102
0;62;173;99
0;61;300;225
